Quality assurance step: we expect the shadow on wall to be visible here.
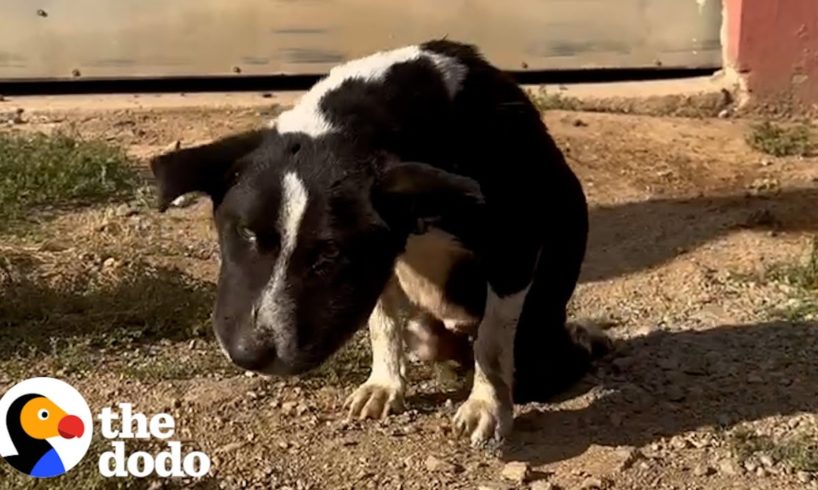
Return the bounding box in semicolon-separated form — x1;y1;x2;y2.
582;187;818;283
503;319;818;464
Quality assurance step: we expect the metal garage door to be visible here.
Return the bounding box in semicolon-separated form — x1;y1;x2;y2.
0;0;723;81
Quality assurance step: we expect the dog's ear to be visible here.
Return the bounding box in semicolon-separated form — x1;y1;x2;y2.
150;130;266;212
373;161;485;235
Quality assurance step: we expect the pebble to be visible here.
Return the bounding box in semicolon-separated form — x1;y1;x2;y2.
424;455;462;474
758;453;774;468
690;433;714;449
693;464;715;477
214;442;244;454
579;476;606;489
797;471;813;483
477;484;511;490
530;482;560;490
748;177;780;195
281;401;298;416
718;459;740;476
171;194;199;208
39;241;69;252
669;437;690;450
500;461;531;483
114;203;138;217
614;446;642;472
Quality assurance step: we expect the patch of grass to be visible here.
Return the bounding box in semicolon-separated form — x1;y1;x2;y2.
766;237;818;320
746;120;815;157
770;298;818;322
776;237;818;290
0;131;141;229
123;346;240;382
530;88;582;112
729;429;818;472
0;256;215;378
729;428;777;461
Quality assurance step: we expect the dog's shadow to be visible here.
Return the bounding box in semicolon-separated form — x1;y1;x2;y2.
582;187;818;283
502;320;818;464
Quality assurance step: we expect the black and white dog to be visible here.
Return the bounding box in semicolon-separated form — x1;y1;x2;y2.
151;40;610;445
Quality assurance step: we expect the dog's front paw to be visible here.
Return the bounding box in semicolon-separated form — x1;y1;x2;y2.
344;381;405;420
453;396;512;446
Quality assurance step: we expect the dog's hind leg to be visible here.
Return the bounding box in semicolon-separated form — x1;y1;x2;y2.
512;198;611;403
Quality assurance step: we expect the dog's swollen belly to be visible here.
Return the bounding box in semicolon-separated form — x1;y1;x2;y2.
395;229;481;332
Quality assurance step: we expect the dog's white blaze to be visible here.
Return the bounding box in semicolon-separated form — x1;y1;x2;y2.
275;46;466;137
256;172;309;341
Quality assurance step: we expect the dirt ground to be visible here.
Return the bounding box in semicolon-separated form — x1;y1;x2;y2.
1;93;817;490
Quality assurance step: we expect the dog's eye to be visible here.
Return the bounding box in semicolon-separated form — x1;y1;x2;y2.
237;225;257;244
309;245;340;276
38;409;49;420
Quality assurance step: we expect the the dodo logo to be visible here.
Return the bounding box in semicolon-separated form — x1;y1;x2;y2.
0;377;92;478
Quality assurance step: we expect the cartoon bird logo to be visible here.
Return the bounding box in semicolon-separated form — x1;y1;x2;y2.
1;377;92;479
3;393;85;477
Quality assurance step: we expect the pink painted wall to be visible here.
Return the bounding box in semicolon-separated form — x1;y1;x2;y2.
724;0;818;107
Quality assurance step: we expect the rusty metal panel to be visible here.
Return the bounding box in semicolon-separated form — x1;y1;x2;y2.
0;0;723;81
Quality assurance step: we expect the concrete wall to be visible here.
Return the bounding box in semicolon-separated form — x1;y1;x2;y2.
724;0;818;109
0;0;723;80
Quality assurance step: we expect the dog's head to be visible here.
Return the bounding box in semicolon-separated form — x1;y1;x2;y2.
151;129;483;375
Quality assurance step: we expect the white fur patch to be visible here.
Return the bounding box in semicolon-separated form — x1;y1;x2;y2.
454;284;529;444
470;286;527;403
275;45;467;137
427;53;468;97
367;287;406;383
344;279;407;420
256;172;309;346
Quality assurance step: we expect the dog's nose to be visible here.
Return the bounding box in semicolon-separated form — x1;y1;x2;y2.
227;338;275;372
